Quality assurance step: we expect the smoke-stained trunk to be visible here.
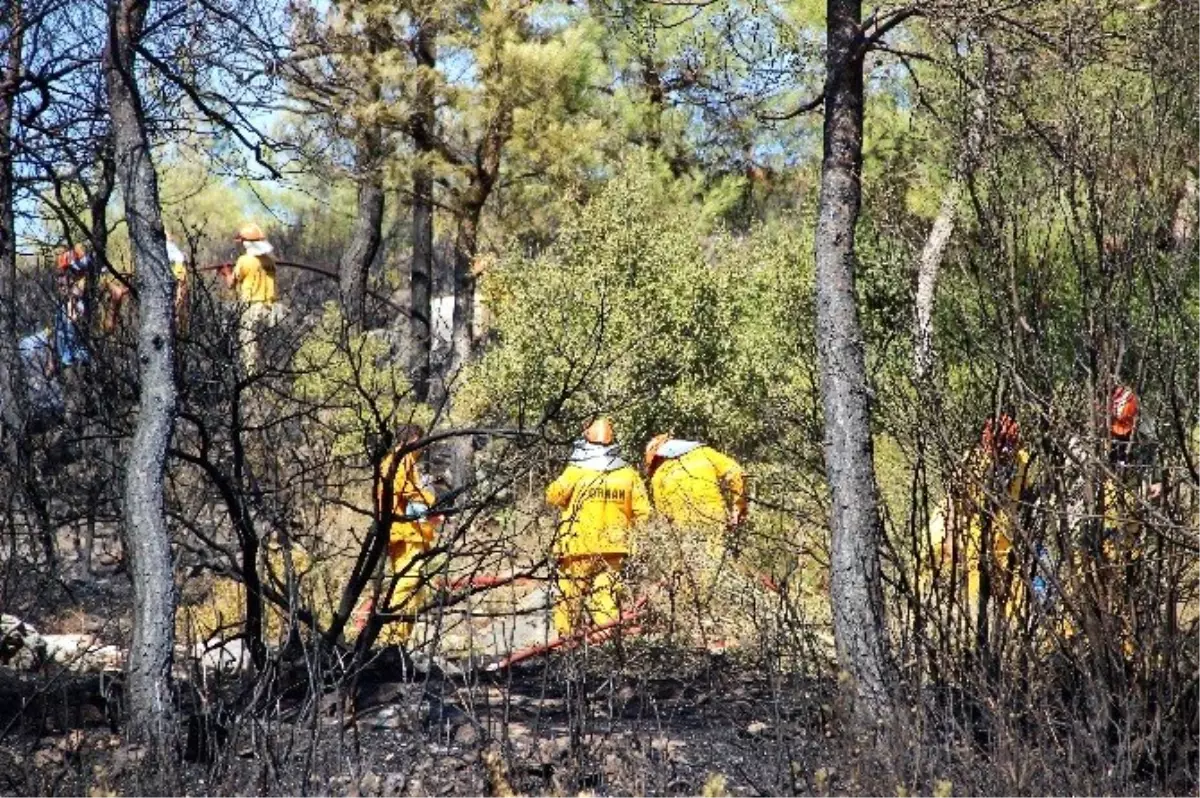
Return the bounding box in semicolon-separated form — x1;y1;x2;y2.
106;0;178;745
813;0;892;720
338;150;384;330
447;108;509;381
449;206;480;381
444;108;509;485
409;21;435;401
86;135;116;324
0;1;24;452
338;23;386;331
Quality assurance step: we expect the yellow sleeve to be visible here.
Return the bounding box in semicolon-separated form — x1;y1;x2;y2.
376;453;395;515
630;473;651;523
707;449;748;515
232;254;255;284
546;467;578;509
1012;449;1037;501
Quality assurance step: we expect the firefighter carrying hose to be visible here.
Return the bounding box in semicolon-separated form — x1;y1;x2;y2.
546;418;650;638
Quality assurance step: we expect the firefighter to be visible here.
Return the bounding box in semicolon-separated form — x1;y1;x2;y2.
643;435;747;536
930;414;1040;620
52;245;92;367
643;435;749;649
222;222;278;370
376;424;440;645
95;236;191;335
546;418;650;638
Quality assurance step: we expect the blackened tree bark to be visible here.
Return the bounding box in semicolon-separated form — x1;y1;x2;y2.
0;1;54;567
338;140;384;330
89;137;116;261
448;109;509;380
106;0;179;745
336;23;387;331
813;0;892;721
85;134;116;325
446;110;508;486
0;1;24;455
409;21;435;402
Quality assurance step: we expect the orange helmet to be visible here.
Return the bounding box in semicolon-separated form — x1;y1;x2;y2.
1110;385;1139;438
235;222;267;242
644;433;670;470
981;414;1020;459
583;418;614;446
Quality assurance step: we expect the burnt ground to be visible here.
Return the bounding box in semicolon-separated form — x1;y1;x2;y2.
0;541;853;797
0;641;843;797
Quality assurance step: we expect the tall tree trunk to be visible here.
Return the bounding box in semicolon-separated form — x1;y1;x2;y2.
86;135;116;328
814;0;892;721
444;108;509;486
106;0;178;746
913;79;987;382
89;137;116;261
447;109;509;382
338;22;386;331
0;1;24;456
338;142;384;330
449;205;480;380
447;205;481;486
409;21;435;402
0;1;51;567
913;179;961;382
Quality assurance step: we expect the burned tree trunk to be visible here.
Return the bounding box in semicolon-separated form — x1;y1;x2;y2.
409;21;436;402
813;0;892;721
0;0;52;568
444;109;509;486
338;129;384;330
106;0;178;745
447;109;509;384
0;1;24;454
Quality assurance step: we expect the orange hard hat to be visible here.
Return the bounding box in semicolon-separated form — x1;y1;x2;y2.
1110;385;1139;438
644;433;670;470
981;413;1020;459
235;222;266;242
583;418;614;446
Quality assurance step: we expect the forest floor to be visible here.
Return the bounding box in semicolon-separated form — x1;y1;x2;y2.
0;544;847;797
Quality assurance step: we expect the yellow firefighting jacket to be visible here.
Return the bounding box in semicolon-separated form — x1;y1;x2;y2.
546;443;650;559
232;253;277;305
649;442;747;529
378;450;438;547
